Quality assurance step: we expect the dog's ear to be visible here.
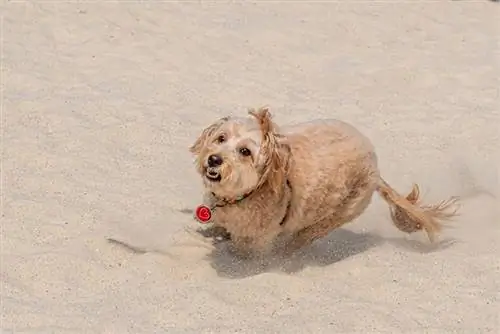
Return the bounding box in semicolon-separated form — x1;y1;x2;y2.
189;117;228;154
249;107;290;194
248;106;273;135
264;136;291;195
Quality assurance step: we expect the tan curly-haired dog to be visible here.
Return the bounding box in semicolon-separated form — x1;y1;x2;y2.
189;107;458;258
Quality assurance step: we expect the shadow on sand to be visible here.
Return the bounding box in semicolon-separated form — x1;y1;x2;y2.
199;227;459;279
201;228;379;279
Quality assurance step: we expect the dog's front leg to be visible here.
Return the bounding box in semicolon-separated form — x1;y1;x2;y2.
197;224;232;242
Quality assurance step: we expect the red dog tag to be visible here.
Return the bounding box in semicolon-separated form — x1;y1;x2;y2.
195;205;212;224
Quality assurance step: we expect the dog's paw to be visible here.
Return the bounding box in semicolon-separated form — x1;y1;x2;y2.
197;225;232;242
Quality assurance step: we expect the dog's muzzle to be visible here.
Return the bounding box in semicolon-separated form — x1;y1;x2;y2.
205;154;223;182
205;167;222;182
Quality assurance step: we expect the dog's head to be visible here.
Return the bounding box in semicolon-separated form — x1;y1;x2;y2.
189;107;290;199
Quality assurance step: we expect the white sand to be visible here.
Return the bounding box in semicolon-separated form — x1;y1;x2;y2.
2;2;499;333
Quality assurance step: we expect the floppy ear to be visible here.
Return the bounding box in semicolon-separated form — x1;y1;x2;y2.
248;106;273;135
189;117;228;154
264;135;291;195
249;107;291;195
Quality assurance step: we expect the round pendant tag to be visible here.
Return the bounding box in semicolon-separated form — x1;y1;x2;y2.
195;205;212;224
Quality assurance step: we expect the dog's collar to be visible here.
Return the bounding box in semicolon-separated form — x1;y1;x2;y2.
210;190;254;208
193;190;254;224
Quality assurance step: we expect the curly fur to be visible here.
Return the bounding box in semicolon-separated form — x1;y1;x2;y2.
189;107;459;257
248;107;290;196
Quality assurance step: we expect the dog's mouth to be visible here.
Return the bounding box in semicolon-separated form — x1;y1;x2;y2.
205;168;222;182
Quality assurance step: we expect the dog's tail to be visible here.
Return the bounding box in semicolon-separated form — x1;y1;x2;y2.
375;176;459;242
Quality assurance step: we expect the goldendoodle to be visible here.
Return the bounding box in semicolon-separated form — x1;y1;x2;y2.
189;107;458;257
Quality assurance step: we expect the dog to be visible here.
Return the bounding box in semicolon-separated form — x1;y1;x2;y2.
189;107;459;258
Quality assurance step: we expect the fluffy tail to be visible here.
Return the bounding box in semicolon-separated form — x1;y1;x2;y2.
376;177;459;242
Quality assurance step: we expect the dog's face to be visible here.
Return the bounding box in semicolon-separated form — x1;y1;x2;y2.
189;107;289;199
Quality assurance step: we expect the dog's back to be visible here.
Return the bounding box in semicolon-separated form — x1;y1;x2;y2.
279;118;457;251
280;119;380;235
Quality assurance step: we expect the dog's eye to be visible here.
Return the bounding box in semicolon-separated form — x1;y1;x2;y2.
216;135;226;143
239;147;252;157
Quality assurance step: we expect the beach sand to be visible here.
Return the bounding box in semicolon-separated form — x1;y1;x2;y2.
2;1;499;333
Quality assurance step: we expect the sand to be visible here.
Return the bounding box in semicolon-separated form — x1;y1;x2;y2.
1;1;499;333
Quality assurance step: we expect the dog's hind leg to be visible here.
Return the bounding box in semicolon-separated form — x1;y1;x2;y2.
282;218;344;254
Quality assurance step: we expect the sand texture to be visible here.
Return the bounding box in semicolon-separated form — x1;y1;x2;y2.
2;1;499;333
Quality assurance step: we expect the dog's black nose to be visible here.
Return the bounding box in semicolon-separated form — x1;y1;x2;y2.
207;154;223;167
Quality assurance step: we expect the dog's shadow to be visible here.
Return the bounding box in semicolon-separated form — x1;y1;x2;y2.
200;227;459;279
203;228;383;279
